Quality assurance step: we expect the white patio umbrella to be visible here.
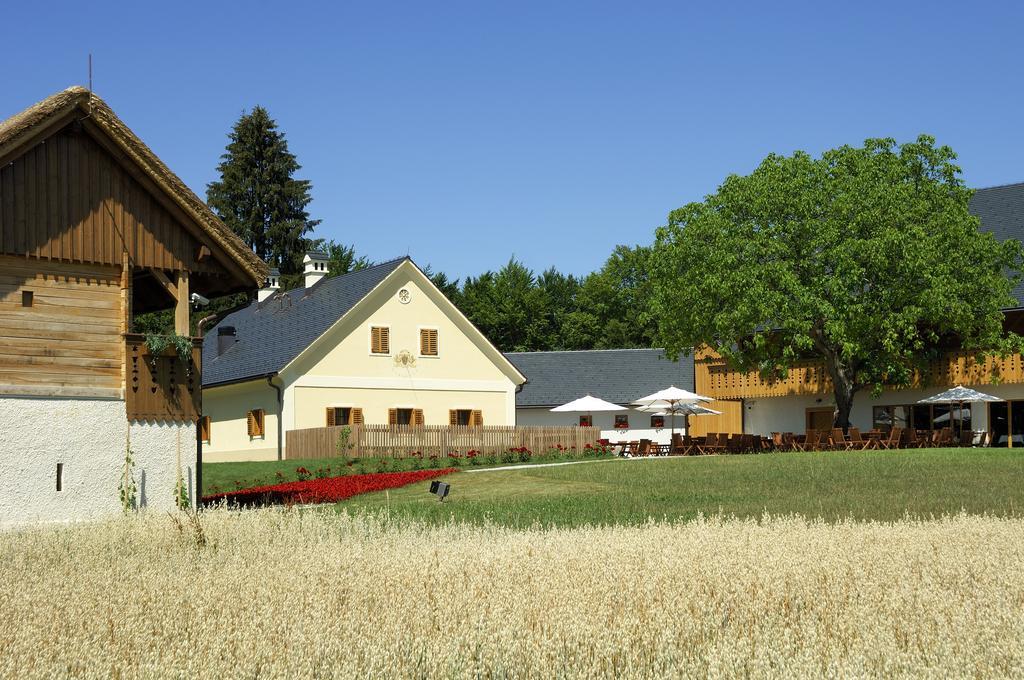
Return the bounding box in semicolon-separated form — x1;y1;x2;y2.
550;394;626;427
917;385;1000;442
633;386;714;441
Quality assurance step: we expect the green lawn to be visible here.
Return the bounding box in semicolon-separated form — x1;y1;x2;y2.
333;448;1024;528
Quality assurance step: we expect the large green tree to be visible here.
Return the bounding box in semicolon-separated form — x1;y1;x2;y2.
207;106;320;275
650;135;1024;428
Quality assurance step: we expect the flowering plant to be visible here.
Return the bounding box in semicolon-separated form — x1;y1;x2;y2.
203;468;456;506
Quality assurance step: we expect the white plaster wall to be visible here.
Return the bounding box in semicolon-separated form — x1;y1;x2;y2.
129;420;196;514
0;396;196;528
741;383;1024;436
516;407;683;445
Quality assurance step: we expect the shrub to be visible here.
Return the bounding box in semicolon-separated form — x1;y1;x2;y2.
296;467;312;481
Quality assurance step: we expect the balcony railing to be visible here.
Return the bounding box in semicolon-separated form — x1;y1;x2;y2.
125;334;202;422
696;347;1024;400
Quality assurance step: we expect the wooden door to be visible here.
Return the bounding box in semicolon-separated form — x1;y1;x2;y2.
806;408;833;432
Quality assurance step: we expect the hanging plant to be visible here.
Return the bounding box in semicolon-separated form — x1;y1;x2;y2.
144;333;194;375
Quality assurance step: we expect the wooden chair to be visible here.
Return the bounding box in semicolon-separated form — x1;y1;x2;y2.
958;430;974;447
847;427;873;451
702;433;725;454
830;428;852;451
637;439;652;457
878;427;903;450
802;430;823;452
936;428;953;447
902;429;919;449
782;432;801;452
625;440;640;456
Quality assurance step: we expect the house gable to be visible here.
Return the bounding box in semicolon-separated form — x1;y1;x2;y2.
0;87;266;295
281;260;527;386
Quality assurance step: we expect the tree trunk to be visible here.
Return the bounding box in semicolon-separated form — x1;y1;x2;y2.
832;377;856;431
811;326;859;431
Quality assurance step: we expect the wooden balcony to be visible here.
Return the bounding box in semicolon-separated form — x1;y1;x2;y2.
125;334;202;422
696;347;1024;400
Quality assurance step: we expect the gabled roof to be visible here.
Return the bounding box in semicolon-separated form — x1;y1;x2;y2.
203;258;407;386
506;349;695;408
970;182;1024;307
0;86;267;285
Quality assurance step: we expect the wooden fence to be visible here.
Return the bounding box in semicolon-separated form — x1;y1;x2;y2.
285;425;603;460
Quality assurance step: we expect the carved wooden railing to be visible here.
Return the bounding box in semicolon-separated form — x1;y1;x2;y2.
125;334;202;422
696;346;1024;400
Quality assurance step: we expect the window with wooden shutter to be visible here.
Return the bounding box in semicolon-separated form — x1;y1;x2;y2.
199;416;211;443
471;410;483;427
370;326;390;354
413;409;424;426
247;409;265;438
420;328;438;356
327;407;354;426
450;409;472;426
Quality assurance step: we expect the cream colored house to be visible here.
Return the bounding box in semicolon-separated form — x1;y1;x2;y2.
201;255;527;461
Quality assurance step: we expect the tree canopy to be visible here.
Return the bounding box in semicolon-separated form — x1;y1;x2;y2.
650;135;1024;427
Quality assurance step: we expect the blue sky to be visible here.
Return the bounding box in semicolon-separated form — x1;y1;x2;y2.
3;1;1022;280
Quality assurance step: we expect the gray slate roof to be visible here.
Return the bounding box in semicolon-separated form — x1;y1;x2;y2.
970;182;1024;307
202;258;407;386
506;349;695;408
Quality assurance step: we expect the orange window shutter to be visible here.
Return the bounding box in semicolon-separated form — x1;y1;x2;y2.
420;329;429;355
381;327;390;354
246;411;255;437
413;409;424;425
388;408;398;425
256;410;265;437
449;410;458;426
370;327;380;353
472;410;483;426
326;408;336;427
351;408;364;425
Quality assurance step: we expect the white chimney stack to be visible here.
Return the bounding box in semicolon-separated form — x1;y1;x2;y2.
303;252;328;288
257;268;281;302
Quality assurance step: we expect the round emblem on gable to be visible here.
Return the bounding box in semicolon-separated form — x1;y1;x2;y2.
398;288;411;304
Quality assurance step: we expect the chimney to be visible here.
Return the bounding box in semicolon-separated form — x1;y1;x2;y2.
258;268;281;302
303;252;328;288
217;326;237;356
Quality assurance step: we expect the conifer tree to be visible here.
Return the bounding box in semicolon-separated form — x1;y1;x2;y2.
207;107;320;275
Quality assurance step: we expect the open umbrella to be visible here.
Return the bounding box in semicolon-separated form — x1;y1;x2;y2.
550;395;626;428
917;385;1000;442
633;386;713;441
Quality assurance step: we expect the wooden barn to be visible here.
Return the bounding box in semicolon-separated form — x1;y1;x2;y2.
0;86;266;525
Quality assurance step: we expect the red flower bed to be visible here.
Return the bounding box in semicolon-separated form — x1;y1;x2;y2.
203;468;456;506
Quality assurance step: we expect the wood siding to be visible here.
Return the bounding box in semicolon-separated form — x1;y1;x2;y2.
696;346;1024;400
687;399;744;436
0;255;122;396
285;425;602;460
0;128;220;274
125;334;201;423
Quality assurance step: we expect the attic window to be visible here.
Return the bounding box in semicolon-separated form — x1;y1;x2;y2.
22;290;33;307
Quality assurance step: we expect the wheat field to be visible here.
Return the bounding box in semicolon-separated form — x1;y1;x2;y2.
2;509;1023;678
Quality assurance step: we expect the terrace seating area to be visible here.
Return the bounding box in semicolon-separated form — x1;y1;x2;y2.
606;426;992;457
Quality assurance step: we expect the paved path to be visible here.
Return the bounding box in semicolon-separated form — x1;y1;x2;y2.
463;456;681;473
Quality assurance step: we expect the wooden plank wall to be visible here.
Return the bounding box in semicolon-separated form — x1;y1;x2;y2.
125;334;201;423
0;254;122;397
0;128;219;274
285;425;603;460
687;399;744;436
